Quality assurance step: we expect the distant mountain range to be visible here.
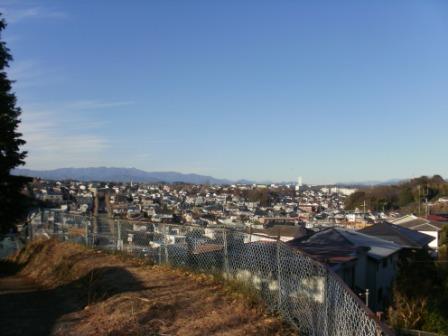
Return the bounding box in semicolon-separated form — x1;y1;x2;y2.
12;167;412;186
12;167;242;184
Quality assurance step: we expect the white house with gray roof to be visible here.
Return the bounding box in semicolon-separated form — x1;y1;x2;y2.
289;228;401;311
389;214;445;251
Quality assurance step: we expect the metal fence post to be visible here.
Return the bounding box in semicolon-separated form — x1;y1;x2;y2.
223;228;229;276
324;267;330;336
52;211;56;236
84;217;89;246
158;246;162;264
40;209;44;230
116;220;122;251
61;214;65;241
89;215;94;247
249;224;252;243
365;288;370;308
164;225;169;264
276;238;282;310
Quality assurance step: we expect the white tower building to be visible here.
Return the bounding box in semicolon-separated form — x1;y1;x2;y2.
295;176;302;192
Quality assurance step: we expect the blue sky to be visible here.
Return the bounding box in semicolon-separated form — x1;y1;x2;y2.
1;0;448;184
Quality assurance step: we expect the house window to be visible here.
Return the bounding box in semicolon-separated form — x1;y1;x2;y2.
382;258;388;268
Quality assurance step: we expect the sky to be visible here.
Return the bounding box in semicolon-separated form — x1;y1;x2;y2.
1;0;448;184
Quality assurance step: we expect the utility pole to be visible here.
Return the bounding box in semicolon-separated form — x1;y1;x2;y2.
418;185;421;216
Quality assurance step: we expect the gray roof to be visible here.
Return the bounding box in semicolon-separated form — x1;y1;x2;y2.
335;228;401;260
389;215;445;232
298;228;401;260
287;229;359;264
359;222;434;249
399;220;443;232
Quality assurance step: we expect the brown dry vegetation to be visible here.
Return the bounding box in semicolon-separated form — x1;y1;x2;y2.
0;239;295;336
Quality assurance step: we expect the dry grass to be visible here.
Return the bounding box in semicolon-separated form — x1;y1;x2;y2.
8;239;296;336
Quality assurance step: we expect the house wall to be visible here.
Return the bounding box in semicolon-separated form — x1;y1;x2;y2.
354;251;368;291
366;259;378;309
336;262;356;289
366;254;398;312
376;253;397;310
420;231;438;250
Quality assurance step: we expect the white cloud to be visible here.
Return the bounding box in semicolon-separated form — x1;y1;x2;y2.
0;6;67;23
18;104;110;169
23;99;135;112
65;100;135;110
7;60;64;89
8;60;42;82
6;57;132;168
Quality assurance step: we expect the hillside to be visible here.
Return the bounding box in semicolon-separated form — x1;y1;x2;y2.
344;175;448;213
0;239;294;336
12;167;237;185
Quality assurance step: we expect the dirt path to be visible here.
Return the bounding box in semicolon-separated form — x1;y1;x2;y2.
0;273;76;336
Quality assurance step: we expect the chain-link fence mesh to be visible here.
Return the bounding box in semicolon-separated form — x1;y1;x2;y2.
28;209;385;336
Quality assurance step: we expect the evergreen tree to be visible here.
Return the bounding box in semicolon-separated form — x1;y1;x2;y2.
0;15;29;233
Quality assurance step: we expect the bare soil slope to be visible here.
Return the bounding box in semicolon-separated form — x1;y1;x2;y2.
0;239;294;336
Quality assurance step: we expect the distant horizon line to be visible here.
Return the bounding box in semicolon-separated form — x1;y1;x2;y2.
11;166;426;186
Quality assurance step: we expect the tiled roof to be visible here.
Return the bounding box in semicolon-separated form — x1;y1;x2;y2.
287;233;358;264
359;221;434;249
389;215;446;232
336;229;401;260
288;227;401;261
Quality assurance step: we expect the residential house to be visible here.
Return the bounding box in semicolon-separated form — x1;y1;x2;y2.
359;221;434;251
288;228;401;311
388;214;446;252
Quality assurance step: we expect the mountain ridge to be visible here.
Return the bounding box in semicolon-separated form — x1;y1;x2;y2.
12;167;415;186
12;167;242;184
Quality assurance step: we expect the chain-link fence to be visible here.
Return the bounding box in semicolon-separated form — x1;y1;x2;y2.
28;209;386;336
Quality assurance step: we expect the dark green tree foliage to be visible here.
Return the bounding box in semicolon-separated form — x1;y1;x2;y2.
398;186;414;207
344;175;448;212
0;15;29;233
388;249;448;333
